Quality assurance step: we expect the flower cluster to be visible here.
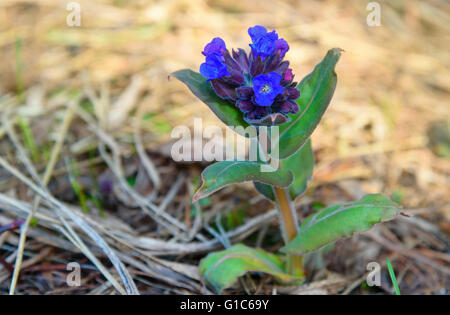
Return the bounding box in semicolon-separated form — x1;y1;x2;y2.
199;26;300;125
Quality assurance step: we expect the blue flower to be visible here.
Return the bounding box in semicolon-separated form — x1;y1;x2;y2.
200;53;230;81
202;37;227;57
248;25;290;59
200;37;230;80
248;26;278;58
248;25;269;42
252;72;284;106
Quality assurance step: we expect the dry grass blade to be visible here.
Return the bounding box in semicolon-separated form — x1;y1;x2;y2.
8;100;78;294
0;156;139;295
1;108;42;185
133;120;161;191
76;106;194;238
107;75;144;130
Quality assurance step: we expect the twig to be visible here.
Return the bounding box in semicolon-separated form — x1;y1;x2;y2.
115;209;278;255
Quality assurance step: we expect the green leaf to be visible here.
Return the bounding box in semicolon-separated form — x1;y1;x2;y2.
199;244;301;292
272;48;342;159
253;181;275;201
193;160;293;202
254;139;314;201
281;194;401;255
171;69;250;135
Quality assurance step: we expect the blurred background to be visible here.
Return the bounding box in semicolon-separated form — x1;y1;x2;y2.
0;0;448;294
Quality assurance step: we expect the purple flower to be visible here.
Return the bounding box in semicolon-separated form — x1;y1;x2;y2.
283;68;293;82
0;219;25;234
200;53;230;81
99;177;113;195
202;37;227;57
199;26;300;125
252;72;284;106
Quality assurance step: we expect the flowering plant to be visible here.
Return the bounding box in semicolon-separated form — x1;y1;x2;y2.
172;26;401;293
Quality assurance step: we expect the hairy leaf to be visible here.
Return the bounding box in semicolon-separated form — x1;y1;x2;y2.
281;194;401;255
254;139;314;201
272;48;342;159
193;160;293;202
199;244;301;292
171;69;250;135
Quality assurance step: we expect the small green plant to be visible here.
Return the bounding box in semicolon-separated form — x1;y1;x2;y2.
172;26;401;293
386;258;401;295
18;116;41;163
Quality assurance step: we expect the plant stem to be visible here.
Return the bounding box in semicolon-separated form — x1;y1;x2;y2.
273;187;297;242
272;186;304;277
257;126;304;277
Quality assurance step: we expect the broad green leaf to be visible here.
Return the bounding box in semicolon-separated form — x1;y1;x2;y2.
171;69;250;135
281;194;401;255
199;244;301;292
193;160;293;202
272;48;342;159
254;139;314;201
